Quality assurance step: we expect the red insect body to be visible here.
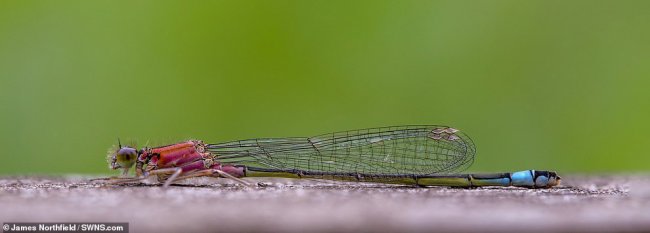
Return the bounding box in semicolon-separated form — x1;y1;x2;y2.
178;160;206;172
135;140;245;181
157;148;199;168
152;141;195;154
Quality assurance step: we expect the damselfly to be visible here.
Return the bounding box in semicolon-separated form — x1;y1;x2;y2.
96;125;561;188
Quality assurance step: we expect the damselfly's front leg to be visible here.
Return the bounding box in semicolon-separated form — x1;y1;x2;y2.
89;176;147;184
91;167;181;186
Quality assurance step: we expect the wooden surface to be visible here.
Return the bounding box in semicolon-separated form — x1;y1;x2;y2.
0;175;648;233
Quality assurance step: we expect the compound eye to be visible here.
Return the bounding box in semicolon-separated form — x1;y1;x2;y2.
113;147;137;170
118;147;137;157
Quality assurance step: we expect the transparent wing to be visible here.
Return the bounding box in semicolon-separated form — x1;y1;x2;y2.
206;125;475;175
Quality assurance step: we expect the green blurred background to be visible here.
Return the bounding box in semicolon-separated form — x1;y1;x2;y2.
0;0;648;175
